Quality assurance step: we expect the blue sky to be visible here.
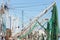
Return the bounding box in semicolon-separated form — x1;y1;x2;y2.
0;0;60;29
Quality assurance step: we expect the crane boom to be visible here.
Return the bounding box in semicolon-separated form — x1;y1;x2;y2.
12;1;56;38
23;1;56;33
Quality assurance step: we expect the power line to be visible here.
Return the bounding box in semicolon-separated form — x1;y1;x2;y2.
13;2;49;5
11;3;48;6
10;4;48;9
11;0;53;5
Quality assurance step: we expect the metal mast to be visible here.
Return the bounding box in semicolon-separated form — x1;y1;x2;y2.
51;4;58;40
22;10;24;28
